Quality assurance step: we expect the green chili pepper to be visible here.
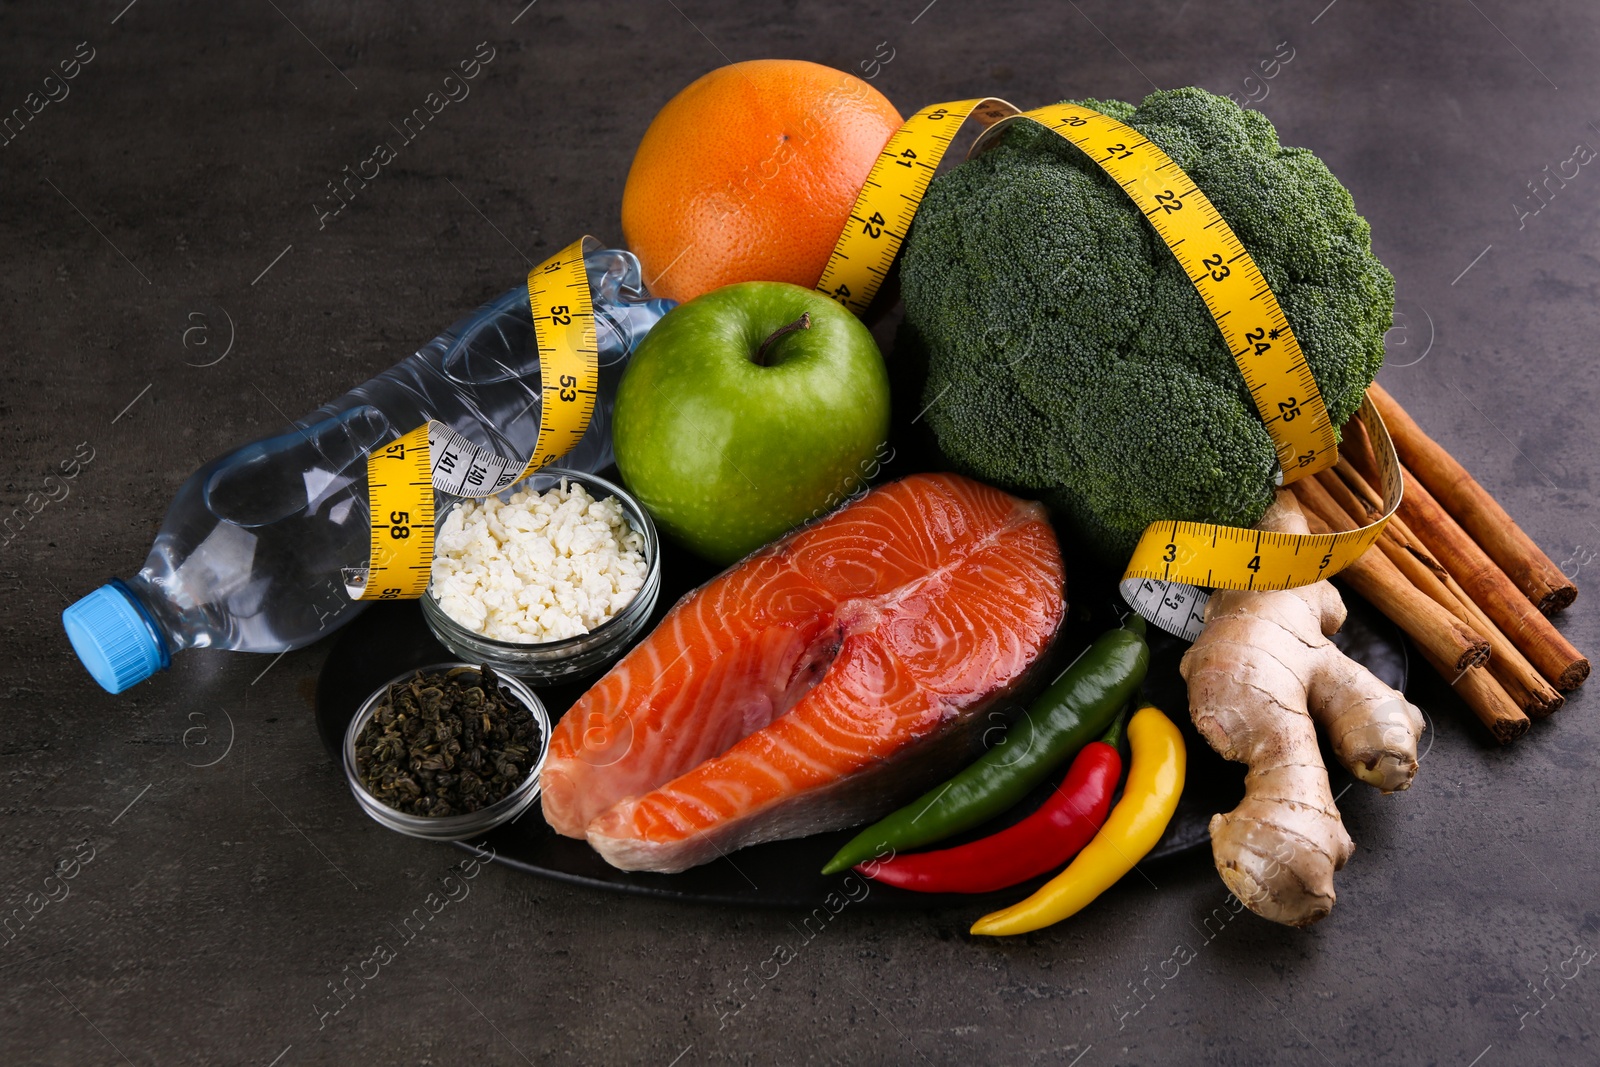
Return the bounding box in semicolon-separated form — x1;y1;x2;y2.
822;616;1149;875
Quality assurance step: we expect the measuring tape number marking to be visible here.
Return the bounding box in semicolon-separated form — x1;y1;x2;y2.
817;98;1019;316
351;236;601;601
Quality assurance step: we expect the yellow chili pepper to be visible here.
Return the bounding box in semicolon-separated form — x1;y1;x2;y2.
971;704;1185;936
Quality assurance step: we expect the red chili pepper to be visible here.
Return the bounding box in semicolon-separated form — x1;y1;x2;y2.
856;716;1124;895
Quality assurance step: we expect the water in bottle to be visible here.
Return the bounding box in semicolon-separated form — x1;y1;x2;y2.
63;248;675;694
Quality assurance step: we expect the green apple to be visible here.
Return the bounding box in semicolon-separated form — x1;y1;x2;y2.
613;281;891;564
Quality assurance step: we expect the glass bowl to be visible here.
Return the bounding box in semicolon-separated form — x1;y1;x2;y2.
420;467;661;683
343;663;551;841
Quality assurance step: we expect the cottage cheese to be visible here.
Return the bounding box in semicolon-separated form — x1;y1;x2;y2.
430;480;647;643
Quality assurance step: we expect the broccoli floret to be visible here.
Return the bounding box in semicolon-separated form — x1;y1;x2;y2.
899;87;1393;561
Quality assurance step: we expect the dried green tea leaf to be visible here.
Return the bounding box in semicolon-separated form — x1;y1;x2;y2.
355;666;540;816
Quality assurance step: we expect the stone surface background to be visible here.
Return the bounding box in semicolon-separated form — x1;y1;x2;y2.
2;1;1596;1063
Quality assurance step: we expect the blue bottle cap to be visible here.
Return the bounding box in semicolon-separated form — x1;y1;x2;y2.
62;582;170;694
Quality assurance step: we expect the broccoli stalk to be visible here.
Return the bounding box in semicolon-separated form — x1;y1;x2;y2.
899;87;1394;562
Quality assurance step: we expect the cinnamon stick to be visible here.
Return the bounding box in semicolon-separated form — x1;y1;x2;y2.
1341;417;1383;490
1336;421;1589;690
1292;484;1489;673
1326;464;1564;717
1296;466;1540;738
1368;382;1576;615
1397;468;1588;691
1316;468;1381;526
1436;568;1565;718
1318;463;1529;739
1384;532;1563;717
1417;649;1531;746
1334;456;1384;514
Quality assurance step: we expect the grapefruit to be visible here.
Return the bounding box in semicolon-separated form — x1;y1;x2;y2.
621;60;903;305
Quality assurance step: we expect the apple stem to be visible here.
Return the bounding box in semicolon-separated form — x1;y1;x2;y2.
754;312;811;367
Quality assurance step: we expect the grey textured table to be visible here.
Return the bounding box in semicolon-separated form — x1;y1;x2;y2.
3;2;1597;1064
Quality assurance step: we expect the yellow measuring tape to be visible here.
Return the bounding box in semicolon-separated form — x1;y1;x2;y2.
350;235;600;601
815;98;1400;639
817;98;1017;315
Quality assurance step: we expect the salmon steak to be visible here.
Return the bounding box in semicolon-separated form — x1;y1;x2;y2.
540;473;1066;873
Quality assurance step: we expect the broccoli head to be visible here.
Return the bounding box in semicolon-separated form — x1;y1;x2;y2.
899;87;1394;562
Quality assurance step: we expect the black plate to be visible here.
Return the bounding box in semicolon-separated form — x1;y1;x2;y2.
315;502;1408;910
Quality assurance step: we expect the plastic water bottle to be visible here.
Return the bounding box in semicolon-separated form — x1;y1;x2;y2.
63;248;675;694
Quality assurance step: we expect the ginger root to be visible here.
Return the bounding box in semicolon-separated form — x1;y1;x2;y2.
1180;492;1425;927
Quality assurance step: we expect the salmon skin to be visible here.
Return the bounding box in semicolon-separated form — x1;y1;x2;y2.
540;473;1066;873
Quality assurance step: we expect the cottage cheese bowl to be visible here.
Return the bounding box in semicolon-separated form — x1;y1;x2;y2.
422;469;661;682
